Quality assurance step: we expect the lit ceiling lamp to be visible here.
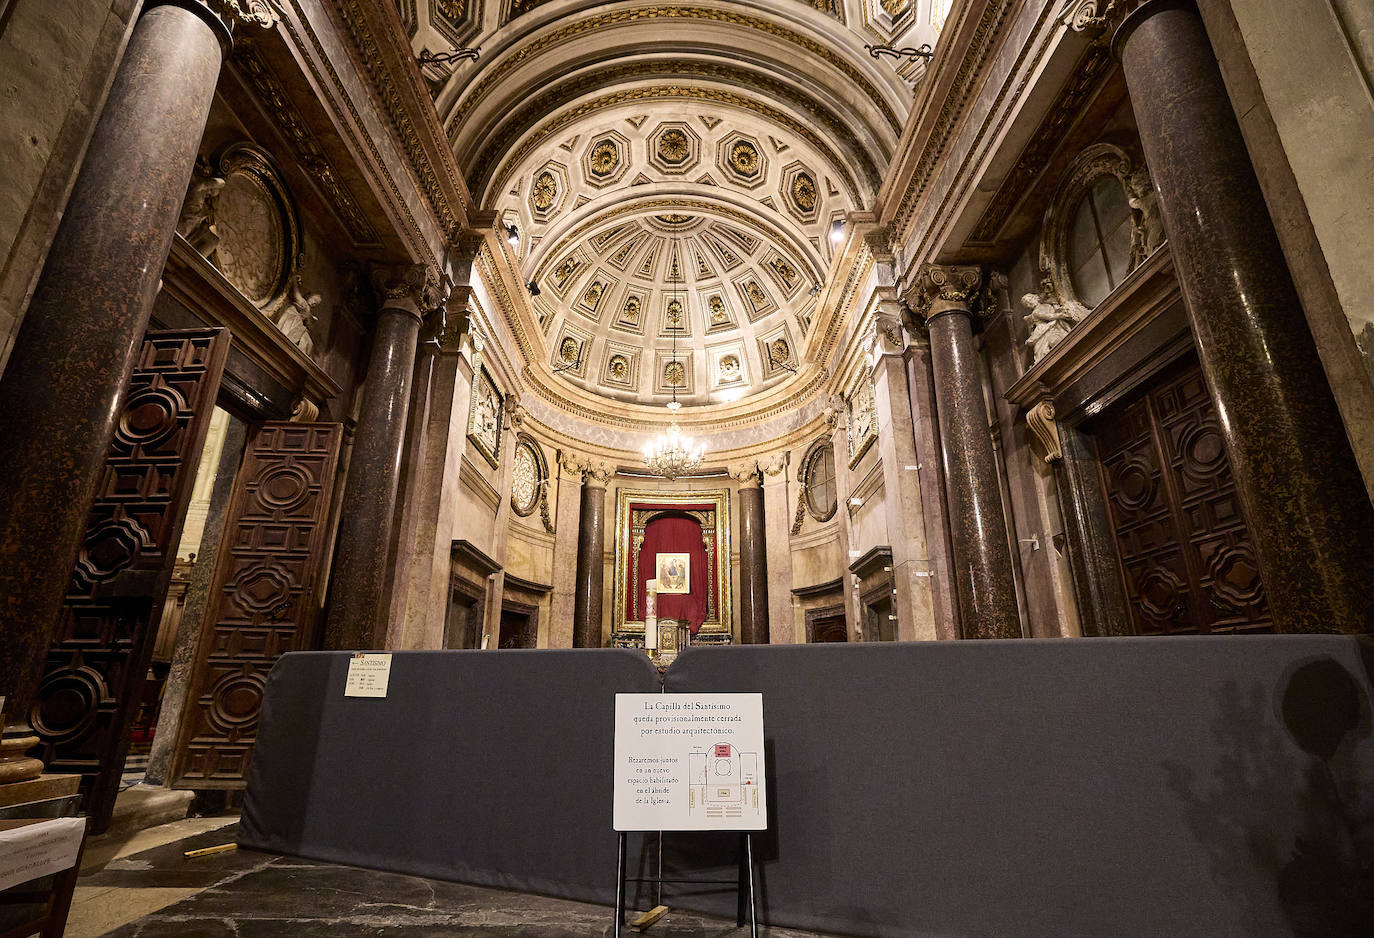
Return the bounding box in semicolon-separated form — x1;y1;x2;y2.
643;238;705;480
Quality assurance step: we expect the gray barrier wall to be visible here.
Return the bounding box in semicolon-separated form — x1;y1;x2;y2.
239;637;1374;936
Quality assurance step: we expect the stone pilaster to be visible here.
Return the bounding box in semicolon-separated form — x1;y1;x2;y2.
759;453;796;644
730;462;769;645
325;263;440;650
917;264;1021;639
869;299;941;641
1110;0;1374;631
389;239;480;650
0;0;252;777
549;453;587;648
572;461;612;648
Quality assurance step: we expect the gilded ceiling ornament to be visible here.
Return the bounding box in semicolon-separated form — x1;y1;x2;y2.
666;299;684;326
881;0;910;15
708;296;729;324
729;140;761;176
658;129;691;163
719;354;741;382
770;337;790;364
696;253;712;277
608;354;629;381
435;0;466;20
623;296;641;322
746;281;769;309
559;336;580;363
589;139;620;177
532;171;557;211
664;360;686;387
583;280;605;308
656;213;692;225
768;256;799;289
553;256;579;289
791;172;818;212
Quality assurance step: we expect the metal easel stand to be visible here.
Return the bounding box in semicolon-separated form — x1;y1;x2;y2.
614;830;757;938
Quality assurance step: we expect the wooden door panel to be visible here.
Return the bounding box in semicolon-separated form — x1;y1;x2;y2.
31;328;229;832
169;421;341;789
1094;358;1272;635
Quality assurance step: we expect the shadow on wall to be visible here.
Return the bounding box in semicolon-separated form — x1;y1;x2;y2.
1164;655;1374;936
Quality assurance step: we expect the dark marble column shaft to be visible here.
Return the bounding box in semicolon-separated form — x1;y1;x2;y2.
1056;425;1132;637
920;266;1021;639
0;1;229;737
572;475;606;648
1116;0;1374;632
737;480;770;645
325;267;434;650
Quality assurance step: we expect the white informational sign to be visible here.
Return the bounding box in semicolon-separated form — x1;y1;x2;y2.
613;693;766;832
344;653;392;698
0;817;85;891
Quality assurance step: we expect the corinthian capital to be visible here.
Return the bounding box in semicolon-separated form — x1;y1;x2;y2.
371;263;441;320
1062;0;1144;39
915;264;983;321
760;452;789;478
210;0;281;28
727;462;761;486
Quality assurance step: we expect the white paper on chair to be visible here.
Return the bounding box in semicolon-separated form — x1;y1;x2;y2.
0;817;85;891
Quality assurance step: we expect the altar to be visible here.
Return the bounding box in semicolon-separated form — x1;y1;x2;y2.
611;487;732;648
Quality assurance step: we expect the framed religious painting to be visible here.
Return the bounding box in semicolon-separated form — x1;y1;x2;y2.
655;553;690;593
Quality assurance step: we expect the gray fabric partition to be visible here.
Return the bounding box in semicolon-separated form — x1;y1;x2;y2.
238;649;662;906
239;637;1374;937
663;637;1374;937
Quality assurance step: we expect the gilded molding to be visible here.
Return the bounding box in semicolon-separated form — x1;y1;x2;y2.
1025;399;1063;463
450;7;900;136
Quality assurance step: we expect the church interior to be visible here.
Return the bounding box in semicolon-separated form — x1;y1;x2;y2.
2;0;1373;935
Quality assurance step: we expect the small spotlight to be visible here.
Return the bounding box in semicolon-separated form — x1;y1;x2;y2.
829;219;846;245
506;223;520;248
808;283;821;297
526;279;541;297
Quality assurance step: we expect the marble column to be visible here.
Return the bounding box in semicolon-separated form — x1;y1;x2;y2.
0;0;250;780
731;464;770;645
759;454;796;643
918;265;1021;639
325;264;439;650
1111;0;1374;632
572;463;611;648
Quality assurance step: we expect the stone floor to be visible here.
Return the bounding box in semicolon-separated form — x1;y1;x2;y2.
70;821;843;937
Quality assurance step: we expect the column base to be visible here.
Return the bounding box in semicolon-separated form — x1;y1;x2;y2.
0;728;44;784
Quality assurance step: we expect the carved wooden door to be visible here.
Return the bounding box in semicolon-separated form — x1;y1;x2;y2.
168;421;341;789
1093;358;1273;634
31;328;229;832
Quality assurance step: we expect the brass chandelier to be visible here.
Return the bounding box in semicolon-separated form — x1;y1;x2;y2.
642;239;705;479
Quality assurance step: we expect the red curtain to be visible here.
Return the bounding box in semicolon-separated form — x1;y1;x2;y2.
635;513;710;633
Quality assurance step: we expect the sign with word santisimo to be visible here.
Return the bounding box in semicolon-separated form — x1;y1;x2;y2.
613;693;766;832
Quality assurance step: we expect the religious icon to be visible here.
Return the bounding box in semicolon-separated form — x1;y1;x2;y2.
655;552;690;594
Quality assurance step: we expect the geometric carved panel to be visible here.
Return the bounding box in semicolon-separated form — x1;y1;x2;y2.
33;328;230;832
169;421;342;789
1093;357;1272;635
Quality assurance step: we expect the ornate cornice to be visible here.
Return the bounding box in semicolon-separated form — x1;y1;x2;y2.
281;0;433;259
475;84;866;207
966;40;1114;245
449;7;900;137
232;41;379;245
886;0;1017;238
328;0;472;239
